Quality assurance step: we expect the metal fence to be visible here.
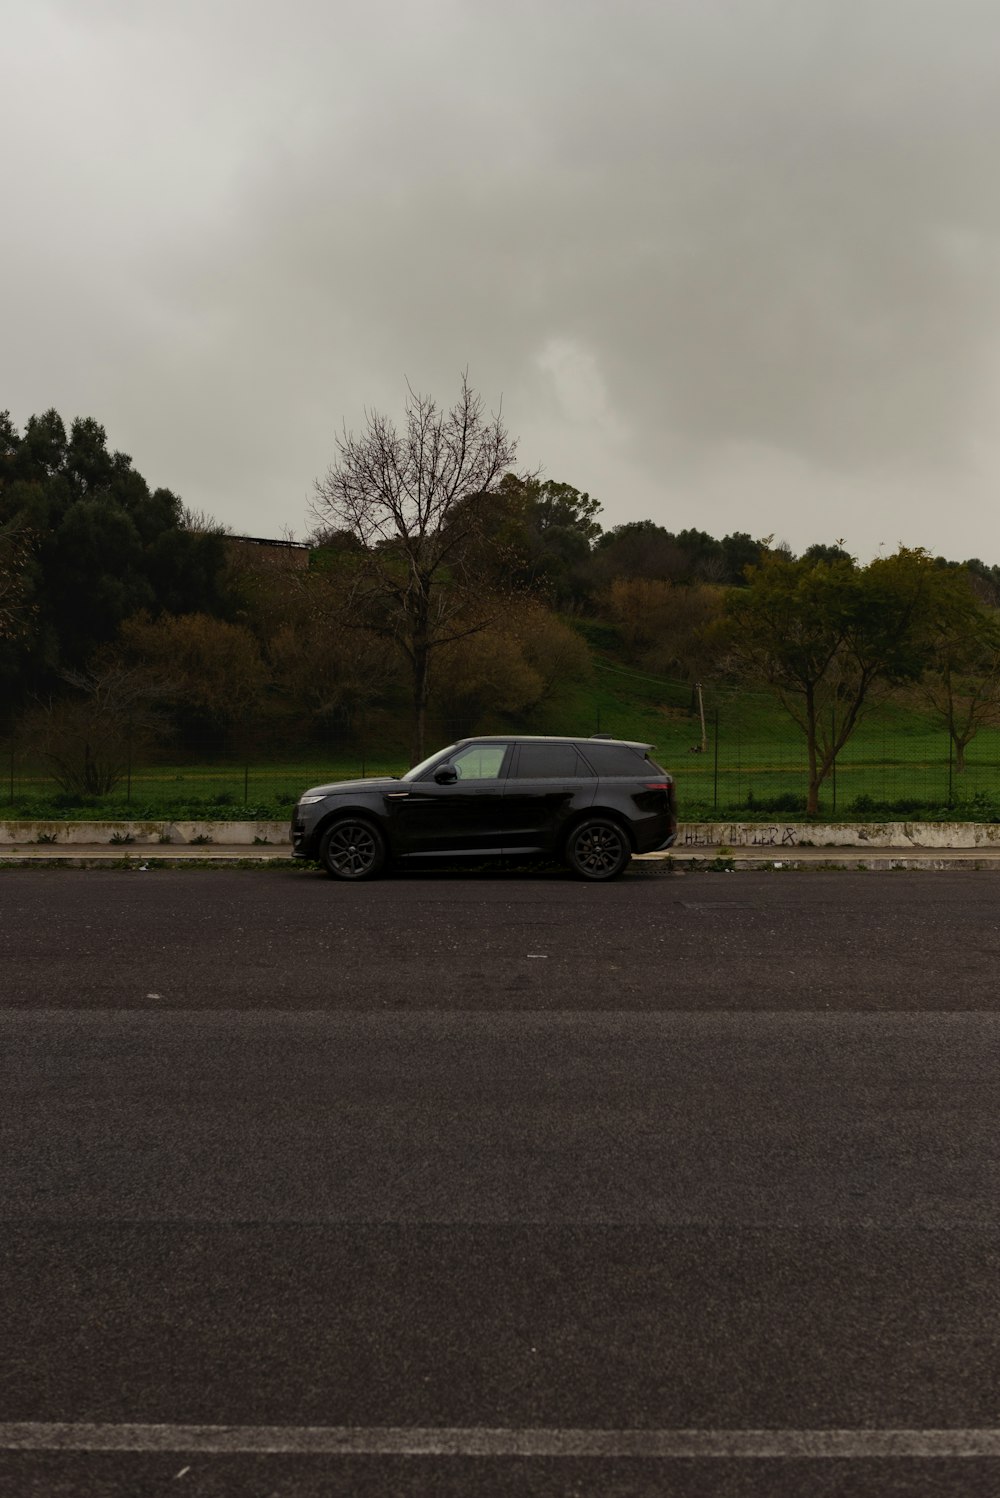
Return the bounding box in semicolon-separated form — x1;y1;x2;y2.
4;707;999;817
672;715;1000;815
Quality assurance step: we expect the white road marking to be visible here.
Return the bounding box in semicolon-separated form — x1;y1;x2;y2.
1;1425;999;1458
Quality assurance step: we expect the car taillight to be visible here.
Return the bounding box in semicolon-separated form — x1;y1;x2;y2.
644;781;671;790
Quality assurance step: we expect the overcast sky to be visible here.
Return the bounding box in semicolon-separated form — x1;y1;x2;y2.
6;0;1000;562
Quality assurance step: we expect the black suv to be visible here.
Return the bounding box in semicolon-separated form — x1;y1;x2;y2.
291;735;677;881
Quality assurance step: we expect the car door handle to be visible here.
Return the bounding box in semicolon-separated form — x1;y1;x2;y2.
386;792;410;799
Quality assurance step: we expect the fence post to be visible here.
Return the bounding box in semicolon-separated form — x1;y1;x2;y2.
244;764;250;805
8;741;13;806
713;709;719;811
831;705;836;815
736;711;742;808
947;732;954;808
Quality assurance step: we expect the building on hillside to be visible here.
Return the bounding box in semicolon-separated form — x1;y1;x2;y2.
224;534;311;570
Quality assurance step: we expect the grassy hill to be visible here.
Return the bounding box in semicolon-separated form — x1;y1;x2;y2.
5;649;1000;822
530;654;1000;821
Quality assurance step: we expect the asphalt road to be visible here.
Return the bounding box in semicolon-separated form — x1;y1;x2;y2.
1;866;998;1496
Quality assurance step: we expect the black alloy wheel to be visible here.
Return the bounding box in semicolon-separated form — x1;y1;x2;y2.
319;819;387;881
565;818;631;881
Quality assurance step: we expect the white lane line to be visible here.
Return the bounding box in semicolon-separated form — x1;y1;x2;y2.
1;1425;999;1458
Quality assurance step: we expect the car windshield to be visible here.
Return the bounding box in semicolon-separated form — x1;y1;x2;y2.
401;745;457;782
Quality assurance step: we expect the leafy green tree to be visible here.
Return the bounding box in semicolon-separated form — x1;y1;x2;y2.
430;600;592;737
801;541;853;566
118;611;268;745
18;409;68;479
915;569;1000;772
0;517;35;644
726;549;943;814
466;475;602;607
591;521;683;585
604;576;725;681
720;532;769;582
961;556;1000;608
515;476;602;542
312;376;519;763
219;535;404;749
268;609;403;745
45;495;158;658
592;524;768;587
431;627;546;739
673;528;726;581
0;409;227;697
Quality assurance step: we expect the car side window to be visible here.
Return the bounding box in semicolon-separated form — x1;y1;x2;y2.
450;743;509;780
580;744;649;776
512;744;586;779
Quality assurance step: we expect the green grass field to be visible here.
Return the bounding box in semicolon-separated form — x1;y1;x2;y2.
4;659;1000;821
539;661;1000;819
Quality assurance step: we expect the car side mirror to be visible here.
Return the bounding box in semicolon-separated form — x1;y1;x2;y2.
434;764;458;785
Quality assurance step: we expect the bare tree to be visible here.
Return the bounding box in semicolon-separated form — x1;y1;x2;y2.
24;660;172;798
313;375;519;762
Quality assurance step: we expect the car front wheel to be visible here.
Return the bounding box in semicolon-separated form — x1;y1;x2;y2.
564;818;631;881
319;819;387;881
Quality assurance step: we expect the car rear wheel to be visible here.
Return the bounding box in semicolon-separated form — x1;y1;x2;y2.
564;818;631;881
319;819;387;881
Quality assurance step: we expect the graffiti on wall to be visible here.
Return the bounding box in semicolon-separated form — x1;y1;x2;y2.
682;825;799;848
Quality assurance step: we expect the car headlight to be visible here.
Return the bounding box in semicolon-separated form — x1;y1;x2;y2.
298;795;327;806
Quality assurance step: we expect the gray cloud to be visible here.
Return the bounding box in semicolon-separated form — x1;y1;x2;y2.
5;0;1000;559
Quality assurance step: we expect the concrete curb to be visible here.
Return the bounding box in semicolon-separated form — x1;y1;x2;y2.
4;847;1000;873
0;851;298;869
639;852;1000;873
3;821;1000;871
0;819;289;848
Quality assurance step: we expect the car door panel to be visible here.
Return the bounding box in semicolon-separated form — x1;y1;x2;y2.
502;781;596;853
502;743;597;854
393;741;512;856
